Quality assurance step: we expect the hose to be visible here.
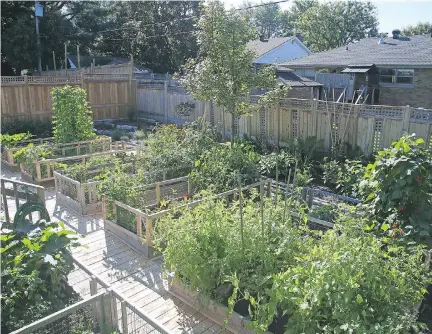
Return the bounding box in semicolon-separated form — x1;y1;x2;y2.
13;201;50;225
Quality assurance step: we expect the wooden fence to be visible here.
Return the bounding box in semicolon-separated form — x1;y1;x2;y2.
1;74;136;122
136;83;432;156
41;61;133;77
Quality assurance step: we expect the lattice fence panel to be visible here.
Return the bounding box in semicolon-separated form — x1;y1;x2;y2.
373;119;384;152
291;110;299;139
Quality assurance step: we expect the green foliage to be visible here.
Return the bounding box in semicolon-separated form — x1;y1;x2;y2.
256;228;430;333
0;132;32;148
13;144;55;178
1;120;53;139
190;142;261;193
295;1;378;52
402;22;431;36
52;85;96;144
179;1;284;141
139;123;217;176
322;158;366;198
134;129;147;141
361;134;432;247
1;217;77;332
174;102;195;117
111;128;128;141
310;204;336;222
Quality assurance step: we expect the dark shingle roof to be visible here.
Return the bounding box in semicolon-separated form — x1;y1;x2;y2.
247;37;295;57
280;35;432;67
276;67;322;87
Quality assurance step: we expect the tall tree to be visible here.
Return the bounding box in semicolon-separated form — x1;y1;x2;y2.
95;1;201;73
295;1;378;52
402;22;432;36
179;1;283;143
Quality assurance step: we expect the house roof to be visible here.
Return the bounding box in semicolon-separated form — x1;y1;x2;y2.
280;35;432;68
276;67;322;87
247;37;296;58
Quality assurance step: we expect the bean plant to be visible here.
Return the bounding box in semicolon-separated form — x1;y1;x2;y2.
51;85;96;144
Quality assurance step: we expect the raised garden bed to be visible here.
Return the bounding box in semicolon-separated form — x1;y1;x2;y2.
55;167;173;216
102;175;192;258
1;137;54;168
168;274;262;334
20;144;129;185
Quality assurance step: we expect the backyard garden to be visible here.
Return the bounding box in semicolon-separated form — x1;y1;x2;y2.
1;2;432;333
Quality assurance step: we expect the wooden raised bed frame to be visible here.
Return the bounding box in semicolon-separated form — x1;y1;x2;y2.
101;178;334;260
54;168;172;216
20;141;128;185
1;137;54;168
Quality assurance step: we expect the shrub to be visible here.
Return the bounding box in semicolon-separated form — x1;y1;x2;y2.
127;106;137;122
190;141;260;193
1;120;53;138
1;217;77;332
322;158;366;198
13;144;55;178
139;123;217;176
361;134;432;247
51;85;96;144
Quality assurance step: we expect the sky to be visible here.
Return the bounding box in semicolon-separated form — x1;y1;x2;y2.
221;0;432;35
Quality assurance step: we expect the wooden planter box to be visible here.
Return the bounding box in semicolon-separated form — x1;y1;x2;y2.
1;137;54;169
20;140;127;185
102;176;191;258
167;274;261;334
54;171;102;215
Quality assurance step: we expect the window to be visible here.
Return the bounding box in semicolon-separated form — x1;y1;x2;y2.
379;69;414;85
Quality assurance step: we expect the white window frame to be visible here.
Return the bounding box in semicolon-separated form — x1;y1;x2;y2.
379;68;414;87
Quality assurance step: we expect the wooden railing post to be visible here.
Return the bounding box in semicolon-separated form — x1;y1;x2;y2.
1;180;10;224
136;214;142;239
102;195;107;223
121;300;128;334
187;177;192;196
145;217;153;247
35;162;42;181
90;276;102;330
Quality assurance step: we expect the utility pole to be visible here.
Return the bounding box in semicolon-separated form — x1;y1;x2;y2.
35;1;43;75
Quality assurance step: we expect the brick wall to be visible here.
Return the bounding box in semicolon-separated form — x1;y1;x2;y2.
379;68;432;108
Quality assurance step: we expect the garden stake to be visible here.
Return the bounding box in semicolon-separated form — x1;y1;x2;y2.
260;177;264;240
237;173;245;257
283;169;290;223
275;162;279;203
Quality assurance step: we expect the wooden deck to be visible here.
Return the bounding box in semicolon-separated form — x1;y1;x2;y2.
1;167;228;334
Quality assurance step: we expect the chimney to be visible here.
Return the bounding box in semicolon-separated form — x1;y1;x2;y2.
392;29;401;39
295;33;303;42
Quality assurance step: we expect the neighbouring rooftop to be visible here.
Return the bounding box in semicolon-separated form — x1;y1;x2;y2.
280;35;432;67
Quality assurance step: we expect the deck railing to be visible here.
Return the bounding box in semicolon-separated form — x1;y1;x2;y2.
0;178;46;224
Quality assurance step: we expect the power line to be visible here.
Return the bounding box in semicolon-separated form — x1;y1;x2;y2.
237;0;291;10
102;30;196;41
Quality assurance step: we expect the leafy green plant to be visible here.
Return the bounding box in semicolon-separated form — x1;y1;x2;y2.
361;134;432;247
138;123;217;177
0;132;32;147
1;215;77;332
310;204;336;222
51;85;96;144
134;129;146;141
322;158;366;198
254;227;430;334
174;102;195;117
190;141;260;193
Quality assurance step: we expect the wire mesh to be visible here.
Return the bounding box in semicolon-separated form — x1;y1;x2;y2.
31;303;99;334
124;304;164;334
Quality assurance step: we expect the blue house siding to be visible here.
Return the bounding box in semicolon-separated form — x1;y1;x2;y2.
253;39;311;65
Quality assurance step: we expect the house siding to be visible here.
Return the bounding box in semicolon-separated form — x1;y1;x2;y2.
379;68;432;108
254;40;310;65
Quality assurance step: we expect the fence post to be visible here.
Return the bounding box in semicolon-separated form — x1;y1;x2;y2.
121;300;128;334
401;105;411;137
187;177;192;196
311;99;318;137
276;101;281;148
163;81;168;124
35;162;42;181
